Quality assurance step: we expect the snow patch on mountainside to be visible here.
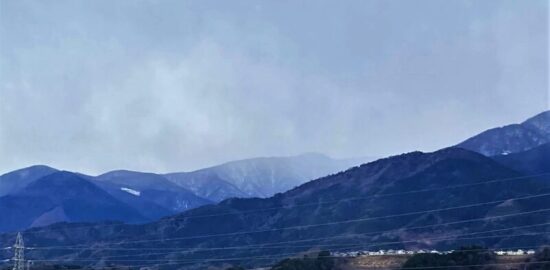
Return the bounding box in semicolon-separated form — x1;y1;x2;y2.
120;187;141;196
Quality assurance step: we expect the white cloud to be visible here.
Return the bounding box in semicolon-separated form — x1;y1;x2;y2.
0;0;547;174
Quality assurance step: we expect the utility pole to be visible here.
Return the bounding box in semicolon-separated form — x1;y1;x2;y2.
11;233;24;270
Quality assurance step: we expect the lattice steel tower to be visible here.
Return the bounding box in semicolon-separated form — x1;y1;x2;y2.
11;233;24;270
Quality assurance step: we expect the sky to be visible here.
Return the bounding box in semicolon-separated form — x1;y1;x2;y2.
0;0;548;175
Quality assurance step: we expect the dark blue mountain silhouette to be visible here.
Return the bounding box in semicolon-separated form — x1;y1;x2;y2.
0;171;146;232
494;142;550;175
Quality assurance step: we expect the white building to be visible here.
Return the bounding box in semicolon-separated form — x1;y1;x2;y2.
505;249;526;256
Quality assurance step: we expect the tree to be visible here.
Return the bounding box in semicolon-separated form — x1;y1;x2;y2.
225;267;246;270
526;248;550;270
402;246;496;270
271;251;335;270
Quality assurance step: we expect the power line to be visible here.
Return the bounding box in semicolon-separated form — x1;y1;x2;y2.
20;215;550;267
36;223;550;261
19;232;550;268
342;232;549;251
26;221;550;253
16;172;550;236
5;173;548;268
22;227;550;262
242;208;550;249
27;192;550;248
25;233;550;263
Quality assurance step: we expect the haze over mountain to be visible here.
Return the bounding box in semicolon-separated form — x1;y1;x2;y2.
1;1;546;176
165;153;373;201
457;111;550;156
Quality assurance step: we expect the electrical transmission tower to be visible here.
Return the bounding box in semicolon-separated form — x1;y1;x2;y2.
11;233;25;270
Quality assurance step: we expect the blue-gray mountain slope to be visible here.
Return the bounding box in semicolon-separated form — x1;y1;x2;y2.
457;111;550;156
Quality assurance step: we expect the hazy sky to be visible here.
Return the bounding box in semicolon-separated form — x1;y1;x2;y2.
0;0;548;174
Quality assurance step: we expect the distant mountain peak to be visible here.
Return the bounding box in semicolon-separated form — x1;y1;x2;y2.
523;109;550;122
456;110;550;156
20;164;57;171
0;165;58;197
522;110;550;134
1;164;57;177
166;153;375;201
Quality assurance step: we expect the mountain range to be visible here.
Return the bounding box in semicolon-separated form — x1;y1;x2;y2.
4;145;548;269
0;110;548;269
0;154;371;233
